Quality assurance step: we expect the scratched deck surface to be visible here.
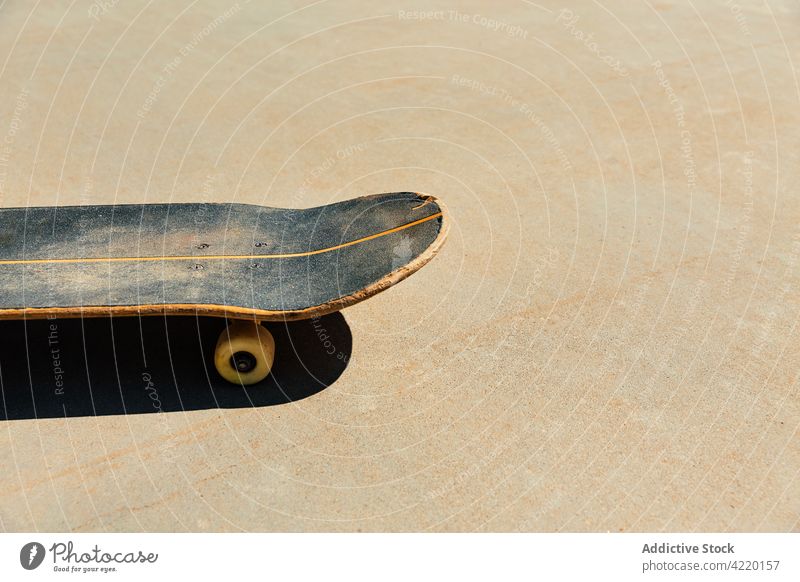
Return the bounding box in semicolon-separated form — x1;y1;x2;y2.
0;192;446;319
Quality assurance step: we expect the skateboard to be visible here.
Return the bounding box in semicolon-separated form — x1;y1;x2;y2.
0;192;448;385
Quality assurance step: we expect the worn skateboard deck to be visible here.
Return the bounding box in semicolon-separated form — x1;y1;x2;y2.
0;192;447;321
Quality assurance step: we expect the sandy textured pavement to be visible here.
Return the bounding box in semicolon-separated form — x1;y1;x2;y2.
0;1;798;532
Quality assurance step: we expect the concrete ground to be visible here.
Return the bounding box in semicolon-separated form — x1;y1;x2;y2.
0;1;798;532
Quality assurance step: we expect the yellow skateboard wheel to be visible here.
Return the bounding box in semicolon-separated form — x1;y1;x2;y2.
214;320;275;385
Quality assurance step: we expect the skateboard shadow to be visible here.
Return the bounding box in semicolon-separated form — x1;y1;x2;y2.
0;314;351;420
